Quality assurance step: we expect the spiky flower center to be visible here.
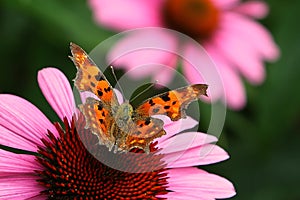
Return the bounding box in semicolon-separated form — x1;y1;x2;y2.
35;114;168;199
162;0;220;40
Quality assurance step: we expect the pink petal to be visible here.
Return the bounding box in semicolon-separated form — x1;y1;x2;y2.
0;149;42;173
89;0;164;30
222;12;280;62
80;89;123;105
0;173;44;200
218;61;246;109
205;43;246;109
163;116;198;134
234;1;269;19
155;116;198;144
158;192;214;200
152;64;177;86
158;132;218;154
79;91;99;104
107;29;178;83
123;63;175;83
167;167;236;199
182;58;206;84
0;94;58;151
213;23;266;84
38;67;76;122
0;126;38;152
182;42;224;102
114;89;124;104
211;0;239;9
182;60;221;104
164;144;229;168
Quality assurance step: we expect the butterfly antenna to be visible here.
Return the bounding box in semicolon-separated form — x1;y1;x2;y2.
130;80;158;102
110;66;125;97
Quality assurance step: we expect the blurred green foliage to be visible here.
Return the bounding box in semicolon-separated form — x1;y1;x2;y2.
1;0;300;199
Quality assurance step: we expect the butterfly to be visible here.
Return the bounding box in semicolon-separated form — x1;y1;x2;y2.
70;43;208;153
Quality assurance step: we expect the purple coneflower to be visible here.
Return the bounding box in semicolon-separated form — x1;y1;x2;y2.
89;0;280;109
0;67;235;199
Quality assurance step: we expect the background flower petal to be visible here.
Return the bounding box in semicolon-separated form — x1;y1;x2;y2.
107;29;178;84
0;94;58;151
213;24;266;84
234;1;269;19
89;0;164;30
38;67;76;122
222;13;280;62
182;43;224;103
152;65;176;86
218;65;246;109
205;43;246;109
211;0;239;9
182;60;222;103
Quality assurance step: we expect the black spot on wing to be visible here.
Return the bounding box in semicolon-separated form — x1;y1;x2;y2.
104;87;111;93
160;92;171;102
145;118;151;125
164;105;170;109
97;104;103;110
99;119;104;124
172;101;177;105
97;90;103;97
149;99;155;106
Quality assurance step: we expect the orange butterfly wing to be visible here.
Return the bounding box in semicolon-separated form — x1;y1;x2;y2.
136;84;208;121
123;84;208;152
70;42;118;105
79;97;115;150
70;43;118;150
119;117;166;153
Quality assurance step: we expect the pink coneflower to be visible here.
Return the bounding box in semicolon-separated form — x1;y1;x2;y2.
89;0;280;109
0;67;235;199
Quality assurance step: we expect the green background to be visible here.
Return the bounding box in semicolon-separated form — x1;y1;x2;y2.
1;0;300;199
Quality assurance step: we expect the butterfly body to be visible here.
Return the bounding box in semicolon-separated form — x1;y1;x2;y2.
114;102;133;130
70;43;208;153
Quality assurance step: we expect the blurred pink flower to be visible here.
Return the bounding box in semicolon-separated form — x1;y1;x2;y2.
89;0;280;109
0;67;235;199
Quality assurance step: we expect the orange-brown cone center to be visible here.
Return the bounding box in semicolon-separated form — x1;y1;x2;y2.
162;0;220;40
35;115;168;199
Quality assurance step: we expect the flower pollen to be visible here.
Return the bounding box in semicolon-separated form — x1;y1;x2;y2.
35;114;168;199
162;0;220;40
